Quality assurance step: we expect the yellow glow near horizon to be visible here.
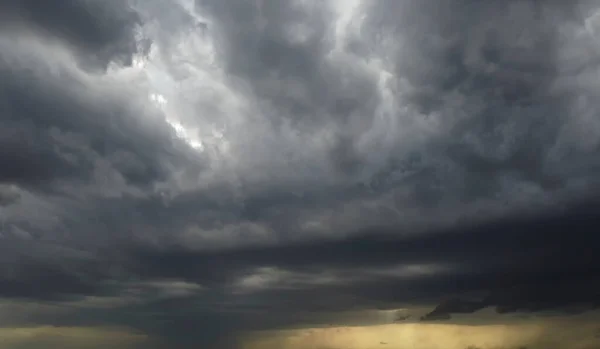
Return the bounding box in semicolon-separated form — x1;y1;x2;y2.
0;326;151;349
241;319;600;349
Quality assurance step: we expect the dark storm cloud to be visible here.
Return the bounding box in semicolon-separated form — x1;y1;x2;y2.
194;0;384;177
196;0;365;121
187;0;600;224
128;198;600;314
359;0;573;196
1;0;600;348
0;31;204;195
0;0;142;70
5;197;595;346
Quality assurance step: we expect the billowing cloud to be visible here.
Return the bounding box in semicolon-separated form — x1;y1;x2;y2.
0;184;20;207
1;0;600;347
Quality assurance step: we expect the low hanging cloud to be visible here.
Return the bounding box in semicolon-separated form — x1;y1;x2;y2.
1;0;600;348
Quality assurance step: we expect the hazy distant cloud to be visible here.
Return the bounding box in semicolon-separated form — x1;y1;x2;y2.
0;184;20;206
1;0;600;347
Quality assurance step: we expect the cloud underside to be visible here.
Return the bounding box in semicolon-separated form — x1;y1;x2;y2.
1;0;600;347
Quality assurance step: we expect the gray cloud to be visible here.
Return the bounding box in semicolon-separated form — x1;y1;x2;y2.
1;0;600;347
0;184;20;206
0;0;143;70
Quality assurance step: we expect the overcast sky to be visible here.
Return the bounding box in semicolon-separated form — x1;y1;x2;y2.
1;0;600;348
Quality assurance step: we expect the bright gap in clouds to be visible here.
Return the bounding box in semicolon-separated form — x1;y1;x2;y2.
136;45;207;154
114;8;239;158
149;92;204;151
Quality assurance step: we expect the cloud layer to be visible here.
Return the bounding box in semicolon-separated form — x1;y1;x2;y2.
1;0;600;347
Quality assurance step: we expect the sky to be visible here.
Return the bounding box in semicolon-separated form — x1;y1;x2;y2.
0;0;600;348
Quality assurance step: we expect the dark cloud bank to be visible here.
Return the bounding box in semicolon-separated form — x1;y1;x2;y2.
1;0;600;348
